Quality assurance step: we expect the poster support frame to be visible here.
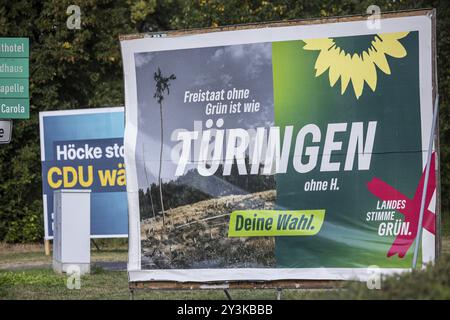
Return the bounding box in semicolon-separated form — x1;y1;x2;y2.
121;8;439;295
128;279;346;300
412;95;439;269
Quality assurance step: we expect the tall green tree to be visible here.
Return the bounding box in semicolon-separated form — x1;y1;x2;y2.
0;0;448;242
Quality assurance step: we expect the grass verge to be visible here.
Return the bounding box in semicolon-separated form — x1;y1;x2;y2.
0;254;449;300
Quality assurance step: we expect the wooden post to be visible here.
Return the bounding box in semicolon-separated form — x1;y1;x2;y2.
44;239;51;256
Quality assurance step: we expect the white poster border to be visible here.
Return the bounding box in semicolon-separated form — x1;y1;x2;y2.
121;13;434;281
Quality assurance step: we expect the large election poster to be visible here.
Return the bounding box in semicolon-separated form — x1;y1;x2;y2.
39;108;128;239
121;11;438;282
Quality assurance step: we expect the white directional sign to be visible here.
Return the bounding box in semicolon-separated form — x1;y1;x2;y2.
0;120;12;143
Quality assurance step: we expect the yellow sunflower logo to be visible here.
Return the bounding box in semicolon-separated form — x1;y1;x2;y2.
303;32;409;99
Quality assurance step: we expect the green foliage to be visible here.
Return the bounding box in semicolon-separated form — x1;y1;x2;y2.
129;0;157;25
0;0;448;242
309;253;450;299
0;0;139;242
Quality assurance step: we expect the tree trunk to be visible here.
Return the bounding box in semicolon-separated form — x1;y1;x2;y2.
149;186;156;218
159;102;166;225
142;144;156;218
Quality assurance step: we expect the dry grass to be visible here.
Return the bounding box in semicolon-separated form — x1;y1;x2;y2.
0;243;44;253
0;241;127;270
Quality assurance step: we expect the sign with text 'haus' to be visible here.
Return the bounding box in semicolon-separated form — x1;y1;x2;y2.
121;10;438;283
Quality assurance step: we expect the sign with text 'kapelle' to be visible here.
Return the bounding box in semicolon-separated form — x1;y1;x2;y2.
0;38;29;119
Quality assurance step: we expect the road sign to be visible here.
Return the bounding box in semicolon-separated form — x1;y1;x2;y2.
0;120;12;144
0;78;29;98
0;38;29;119
0;58;29;78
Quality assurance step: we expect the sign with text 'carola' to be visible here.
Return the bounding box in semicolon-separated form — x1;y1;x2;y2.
121;11;438;282
39;108;128;239
0;38;29;119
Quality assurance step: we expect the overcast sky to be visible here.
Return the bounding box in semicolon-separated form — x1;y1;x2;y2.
134;42;274;188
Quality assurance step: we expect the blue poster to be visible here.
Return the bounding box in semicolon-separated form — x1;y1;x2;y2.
39;107;128;239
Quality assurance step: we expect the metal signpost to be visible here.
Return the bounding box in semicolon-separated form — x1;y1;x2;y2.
412;95;439;269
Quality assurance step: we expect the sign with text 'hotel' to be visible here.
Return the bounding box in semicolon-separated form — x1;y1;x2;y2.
0;38;30;119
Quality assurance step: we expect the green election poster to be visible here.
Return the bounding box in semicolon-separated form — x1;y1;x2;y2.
121;14;437;282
